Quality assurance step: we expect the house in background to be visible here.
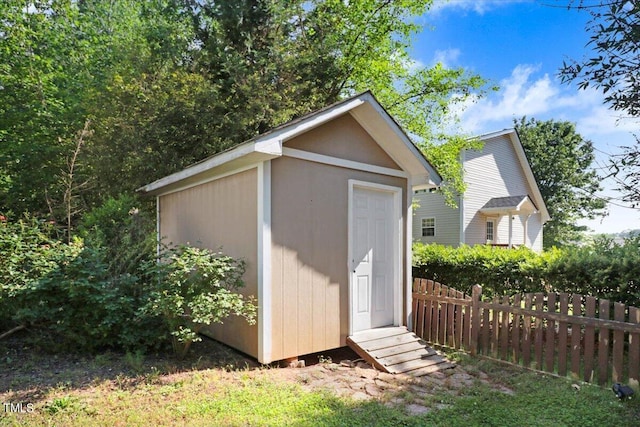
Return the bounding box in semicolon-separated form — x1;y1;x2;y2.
139;91;441;364
413;129;550;252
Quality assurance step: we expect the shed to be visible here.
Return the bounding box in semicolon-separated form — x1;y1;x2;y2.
138;91;441;364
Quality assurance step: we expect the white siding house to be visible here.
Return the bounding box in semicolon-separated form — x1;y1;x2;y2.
413;129;550;252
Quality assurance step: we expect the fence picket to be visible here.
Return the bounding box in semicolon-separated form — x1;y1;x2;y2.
471;285;481;356
431;282;441;344
512;294;521;365
612;302;625;383
500;295;510;360
629;307;640;387
447;287;456;347
557;293;569;377
523;294;533;368
571;294;582;379
584;297;596;382
598;299;610;385
545;293;557;373
534;293;544;370
411;278;422;336
463;291;471;349
490;296;500;358
454;291;464;349
482;302;490;355
424;280;434;342
413;279;423;338
438;285;448;345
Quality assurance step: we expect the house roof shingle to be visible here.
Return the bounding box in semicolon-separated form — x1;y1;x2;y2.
481;195;537;210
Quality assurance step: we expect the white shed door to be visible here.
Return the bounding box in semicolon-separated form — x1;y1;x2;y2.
351;186;395;333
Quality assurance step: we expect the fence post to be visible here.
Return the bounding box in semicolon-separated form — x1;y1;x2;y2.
470;284;482;356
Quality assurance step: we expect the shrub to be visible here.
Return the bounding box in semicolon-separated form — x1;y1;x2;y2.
413;238;640;307
546;235;640;307
144;245;257;359
0;217;71;328
412;243;549;297
78;194;156;278
0;210;163;353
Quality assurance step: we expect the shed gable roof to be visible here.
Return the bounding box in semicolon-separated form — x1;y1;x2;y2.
139;91;441;196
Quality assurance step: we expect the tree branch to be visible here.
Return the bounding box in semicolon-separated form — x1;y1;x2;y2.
0;324;26;340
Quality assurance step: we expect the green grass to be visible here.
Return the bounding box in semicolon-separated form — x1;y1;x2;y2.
2;352;639;426
421;355;640;426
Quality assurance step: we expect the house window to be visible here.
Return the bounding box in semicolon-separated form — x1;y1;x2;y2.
486;219;495;243
422;217;435;237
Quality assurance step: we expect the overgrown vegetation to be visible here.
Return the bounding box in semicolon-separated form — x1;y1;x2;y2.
0;198;253;357
413;238;640;306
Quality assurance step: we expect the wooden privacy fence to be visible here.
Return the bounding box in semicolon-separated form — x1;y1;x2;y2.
411;278;640;386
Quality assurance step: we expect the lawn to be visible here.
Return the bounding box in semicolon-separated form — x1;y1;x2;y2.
1;334;639;426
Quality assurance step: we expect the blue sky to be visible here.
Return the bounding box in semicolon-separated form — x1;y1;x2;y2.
411;0;639;234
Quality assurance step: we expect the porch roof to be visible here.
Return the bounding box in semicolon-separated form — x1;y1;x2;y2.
480;195;538;216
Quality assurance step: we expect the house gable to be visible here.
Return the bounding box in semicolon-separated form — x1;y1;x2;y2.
413;129;547;252
462;132;544;250
138;91;441;197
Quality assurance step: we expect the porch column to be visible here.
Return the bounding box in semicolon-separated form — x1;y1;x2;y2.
508;213;513;249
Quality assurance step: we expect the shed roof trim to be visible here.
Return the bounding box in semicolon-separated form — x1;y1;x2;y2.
138;91;441;195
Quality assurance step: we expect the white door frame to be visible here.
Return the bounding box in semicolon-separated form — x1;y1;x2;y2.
347;179;403;335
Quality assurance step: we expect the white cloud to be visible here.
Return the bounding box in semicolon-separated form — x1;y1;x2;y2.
458;64;557;131
456;64;640;139
430;0;530;15
432;48;461;67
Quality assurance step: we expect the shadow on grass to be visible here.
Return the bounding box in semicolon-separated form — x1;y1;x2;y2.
0;330;259;403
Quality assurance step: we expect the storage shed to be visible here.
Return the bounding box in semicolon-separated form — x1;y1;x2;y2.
138;92;441;364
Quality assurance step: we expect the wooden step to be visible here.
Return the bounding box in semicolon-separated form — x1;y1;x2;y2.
347;326;454;376
368;341;429;359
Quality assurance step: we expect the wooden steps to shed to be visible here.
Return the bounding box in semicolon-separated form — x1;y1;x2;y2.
346;327;454;376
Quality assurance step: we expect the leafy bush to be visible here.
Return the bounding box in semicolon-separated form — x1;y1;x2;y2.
1;200;256;356
144;245;256;359
0;217;77;328
412;243;550;296
413;238;640;307
0;211;163;352
546;235;640;307
78;194;156;278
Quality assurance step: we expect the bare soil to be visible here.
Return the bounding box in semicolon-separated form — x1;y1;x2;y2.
0;329;511;415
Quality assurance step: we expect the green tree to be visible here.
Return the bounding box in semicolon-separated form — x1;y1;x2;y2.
0;1;86;218
1;0;490;218
559;0;640;207
157;0;488;196
514;117;606;248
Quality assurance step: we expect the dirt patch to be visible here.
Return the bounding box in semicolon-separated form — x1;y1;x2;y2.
1;331;513;410
0;332;256;401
